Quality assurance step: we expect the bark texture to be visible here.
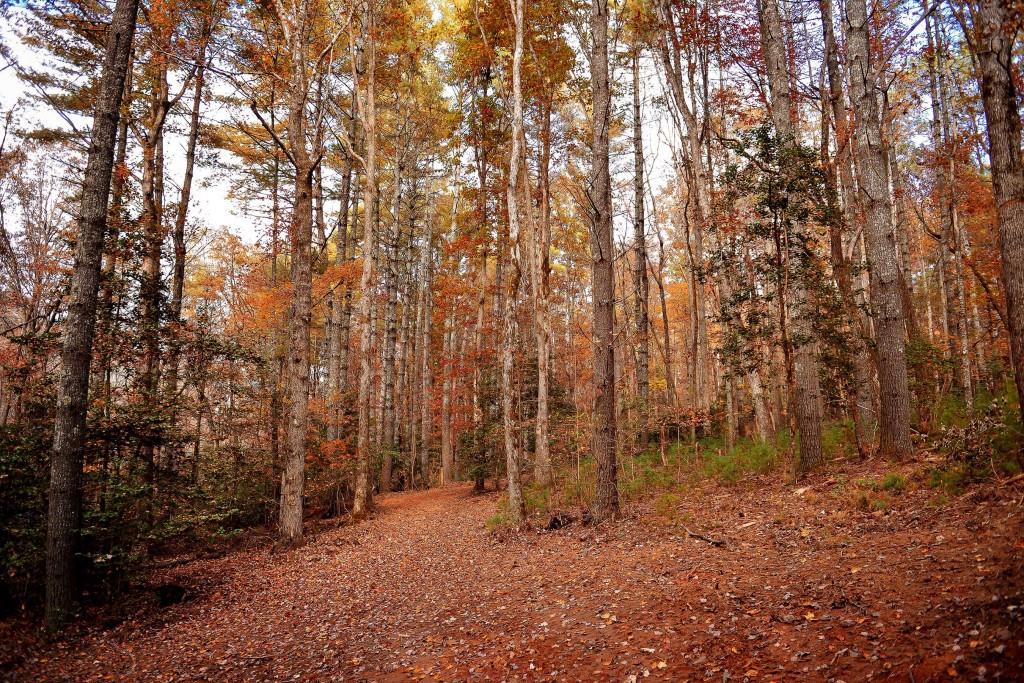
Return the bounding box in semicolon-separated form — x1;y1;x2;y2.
502;0;527;525
46;0;140;629
632;50;650;444
962;0;1024;424
759;0;824;472
589;0;619;522
353;0;378;517
846;0;913;457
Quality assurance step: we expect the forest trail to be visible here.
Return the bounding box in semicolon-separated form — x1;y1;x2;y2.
10;475;1024;682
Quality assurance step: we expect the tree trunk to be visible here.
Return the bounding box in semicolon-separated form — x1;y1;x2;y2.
46;0;140;629
589;0;619;522
759;0;824;472
846;0;913;457
960;0;1024;423
531;98;554;488
821;0;876;453
502;0;528;525
440;310;454;484
138;61;170;474
654;230;677;406
656;0;713;412
330;125;354;437
926;8;969;397
631;50;650;447
380;161;401;493
164;26;211;470
279;26;316;542
353;0;378;517
418;216;434;485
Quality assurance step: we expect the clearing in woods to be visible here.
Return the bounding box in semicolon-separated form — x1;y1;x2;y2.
7;469;1024;681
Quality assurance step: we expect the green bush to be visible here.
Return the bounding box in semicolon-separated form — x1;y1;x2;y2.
881;472;906;492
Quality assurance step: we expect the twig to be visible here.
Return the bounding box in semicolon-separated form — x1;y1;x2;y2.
683;526;725;547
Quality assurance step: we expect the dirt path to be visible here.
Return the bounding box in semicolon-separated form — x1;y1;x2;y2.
9;476;1024;681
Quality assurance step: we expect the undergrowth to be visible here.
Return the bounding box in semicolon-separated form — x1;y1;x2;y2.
490;385;1021;529
926;383;1022;494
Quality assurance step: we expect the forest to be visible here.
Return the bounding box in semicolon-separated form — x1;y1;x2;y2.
0;0;1022;678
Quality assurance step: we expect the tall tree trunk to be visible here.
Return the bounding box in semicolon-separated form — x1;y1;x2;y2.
926;8;968;397
279;20;316;542
471;67;490;473
759;0;824;472
531;98;554;487
631;50;650;447
440;310;454;484
590;0;619;522
353;0;378;517
958;0;1024;423
97;62;132;443
138;61;170;474
821;0;876;452
339;169;360;410
846;0;913;456
418;215;434;485
164;26;211;470
502;0;528;525
268;88;283;480
380;162;401;493
46;0;140;629
330;135;354;437
656;0;713;411
654;229;677;406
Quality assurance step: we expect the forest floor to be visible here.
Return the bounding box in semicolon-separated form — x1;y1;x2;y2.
5;458;1024;682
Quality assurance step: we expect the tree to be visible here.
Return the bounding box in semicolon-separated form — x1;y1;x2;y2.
953;0;1024;424
352;0;379;518
757;0;824;472
46;0;140;629
500;0;529;525
631;48;650;447
819;0;876;454
845;0;913;457
589;0;618;522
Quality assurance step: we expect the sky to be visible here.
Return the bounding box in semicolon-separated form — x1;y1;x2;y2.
0;11;248;241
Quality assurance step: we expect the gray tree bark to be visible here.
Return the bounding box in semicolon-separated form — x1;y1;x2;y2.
353;0;379;517
845;0;913;456
589;0;619;522
957;0;1024;423
759;0;824;472
46;0;140;629
820;0;876;453
502;0;528;524
632;50;650;446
